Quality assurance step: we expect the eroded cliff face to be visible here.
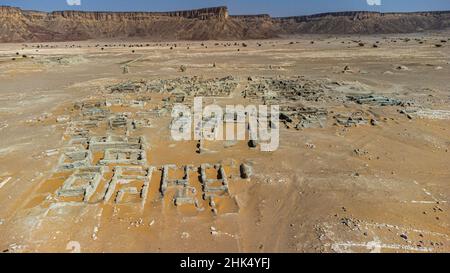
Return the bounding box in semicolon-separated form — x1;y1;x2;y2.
0;6;245;42
0;6;449;42
45;6;229;21
273;11;450;34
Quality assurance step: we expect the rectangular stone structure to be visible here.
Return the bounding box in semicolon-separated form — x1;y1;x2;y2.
57;150;92;171
160;165;192;196
174;186;201;210
89;136;145;151
98;148;147;166
57;166;105;202
104;166;154;209
200;163;229;199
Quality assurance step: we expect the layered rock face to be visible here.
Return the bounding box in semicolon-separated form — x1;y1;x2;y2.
0;6;449;42
0;6;274;42
48;6;229;20
274;11;450;34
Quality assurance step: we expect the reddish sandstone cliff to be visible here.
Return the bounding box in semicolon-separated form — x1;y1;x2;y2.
0;6;449;42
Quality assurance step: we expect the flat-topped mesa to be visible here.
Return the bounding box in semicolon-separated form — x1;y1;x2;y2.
275;10;450;22
1;5;450;42
46;6;229;21
232;14;272;19
282;11;381;21
0;6;22;16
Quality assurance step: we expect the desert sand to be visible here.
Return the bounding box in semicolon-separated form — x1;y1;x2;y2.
0;34;449;253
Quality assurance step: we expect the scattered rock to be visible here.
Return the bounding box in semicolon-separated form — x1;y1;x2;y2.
343;65;352;73
56;116;70;123
210;226;218;236
305;143;316;149
353;148;368;156
240;163;253;179
248;139;259;148
396;65;409;71
44;149;59;157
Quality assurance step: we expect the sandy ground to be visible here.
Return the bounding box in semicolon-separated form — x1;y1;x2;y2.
0;33;449;253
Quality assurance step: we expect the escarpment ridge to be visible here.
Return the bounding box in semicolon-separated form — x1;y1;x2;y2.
1;6;450;42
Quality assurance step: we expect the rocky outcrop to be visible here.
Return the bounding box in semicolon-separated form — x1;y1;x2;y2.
0;6;21;15
46;6;229;21
274;11;450;34
276;10;450;22
232;14;271;19
0;6;449;42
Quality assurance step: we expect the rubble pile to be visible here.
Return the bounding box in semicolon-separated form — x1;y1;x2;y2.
242;76;342;103
279;106;328;129
146;76;238;97
347;94;402;106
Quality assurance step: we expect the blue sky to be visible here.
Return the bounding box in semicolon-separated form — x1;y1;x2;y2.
1;0;450;17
